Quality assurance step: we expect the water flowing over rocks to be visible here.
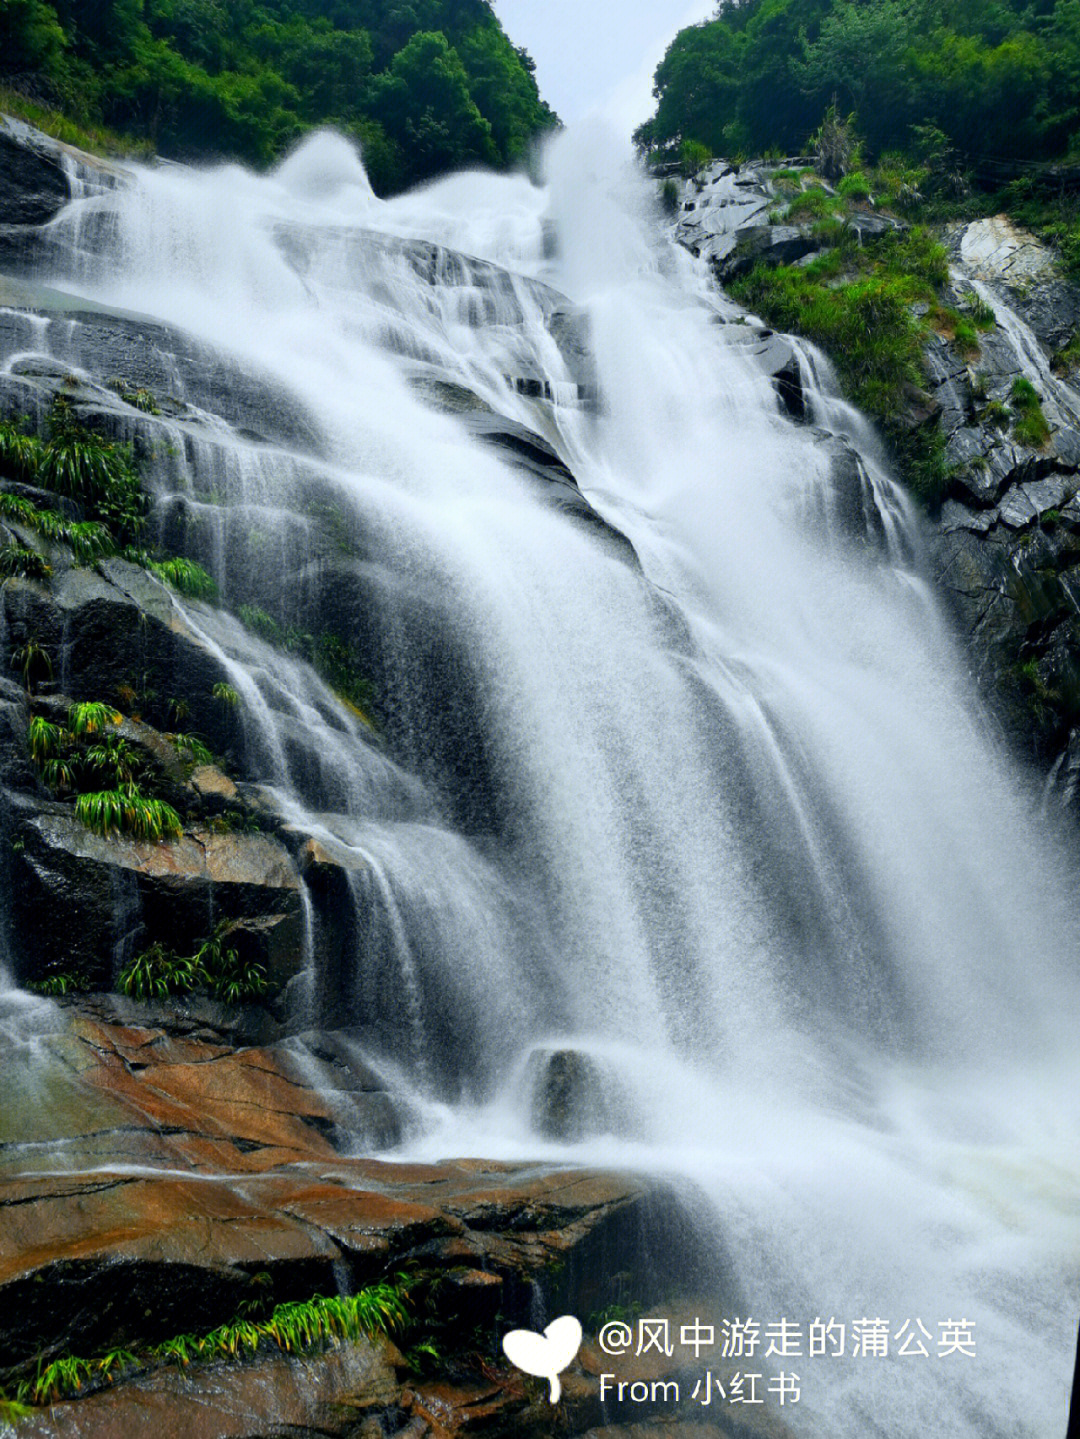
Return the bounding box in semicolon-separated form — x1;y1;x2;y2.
672;159;1080;811
1;118;1078;1438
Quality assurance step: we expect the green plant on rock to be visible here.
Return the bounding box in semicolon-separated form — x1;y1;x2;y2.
962;291;996;330
0;542;51;581
118;941;204;999
0;492;115;565
26;971;89;996
75;787;182;841
167;731;214;766
148;556;218;601
784;186;838;222
119;922;267;1003
212;681;240;708
11;1276;416;1407
1010;376;1051;448
10;637;53;691
837;171;871;202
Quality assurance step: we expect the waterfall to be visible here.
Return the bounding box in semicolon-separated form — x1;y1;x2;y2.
6;123;1079;1436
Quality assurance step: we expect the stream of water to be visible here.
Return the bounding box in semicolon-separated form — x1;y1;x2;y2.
6;125;1080;1435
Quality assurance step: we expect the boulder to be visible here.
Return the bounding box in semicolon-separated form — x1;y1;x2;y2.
11;811;305;989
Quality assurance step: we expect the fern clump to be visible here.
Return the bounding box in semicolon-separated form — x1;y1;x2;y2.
118;922;269;1003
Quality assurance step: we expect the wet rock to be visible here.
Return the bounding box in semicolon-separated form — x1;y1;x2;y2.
529;1048;607;1141
11;811;304;989
0;115;73;225
714;224;819;282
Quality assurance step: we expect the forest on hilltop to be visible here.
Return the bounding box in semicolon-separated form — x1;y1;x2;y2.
635;0;1080;170
0;0;556;191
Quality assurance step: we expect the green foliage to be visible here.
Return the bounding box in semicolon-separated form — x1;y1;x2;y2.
26;971;89;996
962;290;997;329
0;406;145;546
29;701;185;840
107;377;162;414
69;701;122;736
1052;329;1080;374
729;224;955;504
636;0;1080;171
75;786;183;841
13;1277;414;1406
119;922;268;1003
148;555;218;600
0;542;51;581
10;636;53;690
837;170;871;201
1;0;556;192
783;185;838;220
239;607;373;720
679;139;712;177
212;681;239;707
118;941;204;999
1010;375;1051;446
168;731;213;765
810;101;861;181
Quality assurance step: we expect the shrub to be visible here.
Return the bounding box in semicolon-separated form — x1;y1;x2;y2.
837;171;871;202
1010;376;1051;448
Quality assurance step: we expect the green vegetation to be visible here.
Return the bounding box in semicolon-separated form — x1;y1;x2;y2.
29;701;183;841
636;1;1080;170
26;970;89;996
0;542;51;581
729;225;955;501
0;0;556;193
146;554;218;600
1;402;145;547
0;492;114;564
1010;375;1052;447
74;786;183;840
239;605;373;720
119;922;269;1003
7;1276;414;1406
1052;329;1080;374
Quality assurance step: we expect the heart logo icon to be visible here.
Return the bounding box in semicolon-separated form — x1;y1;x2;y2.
501;1314;583;1402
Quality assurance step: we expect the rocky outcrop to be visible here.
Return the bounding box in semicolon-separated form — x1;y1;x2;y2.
671;160;1080;806
924;221;1080;783
0;997;710;1438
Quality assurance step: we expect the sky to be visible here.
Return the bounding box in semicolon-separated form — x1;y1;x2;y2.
492;0;716;135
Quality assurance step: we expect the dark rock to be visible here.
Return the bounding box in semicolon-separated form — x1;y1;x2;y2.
0;115;71;225
714;225;819;283
11;811;305;989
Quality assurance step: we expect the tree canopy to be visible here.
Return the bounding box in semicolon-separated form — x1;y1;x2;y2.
634;0;1080;167
0;0;557;192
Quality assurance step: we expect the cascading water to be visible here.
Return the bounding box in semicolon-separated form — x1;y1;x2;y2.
5;123;1079;1435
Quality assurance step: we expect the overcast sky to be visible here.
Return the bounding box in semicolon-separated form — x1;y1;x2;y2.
492;0;716;134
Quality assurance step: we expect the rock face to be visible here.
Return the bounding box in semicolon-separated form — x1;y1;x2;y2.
0;996;708;1439
924;221;1080;786
0;116;712;1437
670;161;1080;811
